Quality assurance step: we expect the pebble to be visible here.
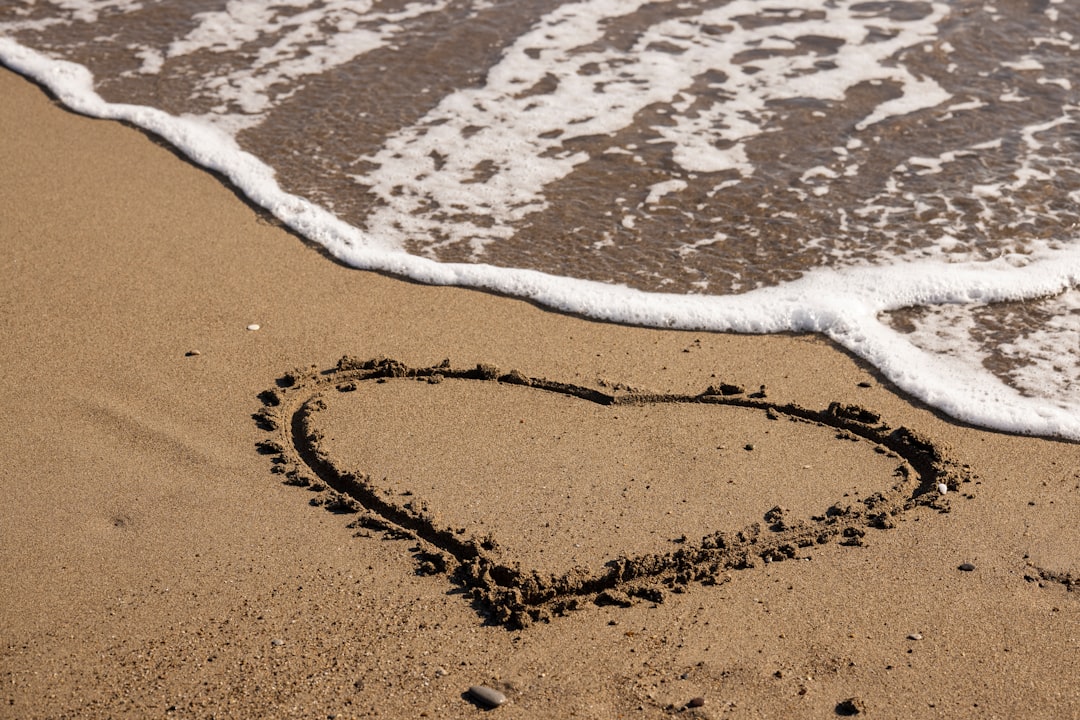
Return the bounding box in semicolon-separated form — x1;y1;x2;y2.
686;696;706;708
467;685;507;709
937;483;948;495
435;667;448;677
958;562;976;572
184;349;201;357
270;638;285;647
907;633;923;641
836;696;866;715
246;323;260;331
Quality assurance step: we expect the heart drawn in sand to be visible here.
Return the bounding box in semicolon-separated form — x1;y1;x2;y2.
254;357;968;628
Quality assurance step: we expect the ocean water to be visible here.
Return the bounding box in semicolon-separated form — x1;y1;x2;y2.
2;0;1078;440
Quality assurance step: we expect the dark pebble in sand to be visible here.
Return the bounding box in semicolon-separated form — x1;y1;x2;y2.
468;685;507;709
836;696;866;715
744;444;754;451
686;696;706;708
958;562;976;572
184;350;201;357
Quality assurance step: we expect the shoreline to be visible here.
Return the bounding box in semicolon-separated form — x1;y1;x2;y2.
1;67;1076;718
5;37;1079;444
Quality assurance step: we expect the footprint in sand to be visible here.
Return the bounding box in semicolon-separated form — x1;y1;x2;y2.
254;357;970;628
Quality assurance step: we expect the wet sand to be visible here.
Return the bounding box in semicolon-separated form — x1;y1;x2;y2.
1;67;1077;718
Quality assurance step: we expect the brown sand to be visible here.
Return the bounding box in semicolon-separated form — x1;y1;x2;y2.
1;67;1077;718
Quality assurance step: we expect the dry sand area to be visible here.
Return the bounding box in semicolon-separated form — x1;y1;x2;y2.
1;67;1078;718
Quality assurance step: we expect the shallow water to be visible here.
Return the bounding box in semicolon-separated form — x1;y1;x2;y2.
2;0;1078;439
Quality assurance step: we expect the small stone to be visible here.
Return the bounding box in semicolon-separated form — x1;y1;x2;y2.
958;562;976;572
184;350;201;357
744;443;754;451
686;696;706;708
907;633;923;641
836;696;866;715
468;685;506;709
270;638;285;647
246;323;260;331
435;667;448;677
937;483;948;495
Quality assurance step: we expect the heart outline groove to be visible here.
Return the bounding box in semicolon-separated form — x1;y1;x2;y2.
254;356;970;629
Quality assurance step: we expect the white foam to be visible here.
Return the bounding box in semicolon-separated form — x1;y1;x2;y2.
50;0;143;25
356;0;951;253
155;1;447;126
1038;77;1072;91
1002;57;1045;71
997;291;1080;408
644;179;688;207
899;290;1080;415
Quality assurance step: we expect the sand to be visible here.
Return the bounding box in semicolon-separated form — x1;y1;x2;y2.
0;67;1077;718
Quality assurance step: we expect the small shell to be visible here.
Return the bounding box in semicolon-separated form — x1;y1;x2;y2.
246;323;261;331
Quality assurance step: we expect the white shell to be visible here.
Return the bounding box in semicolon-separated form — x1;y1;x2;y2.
246;323;261;331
